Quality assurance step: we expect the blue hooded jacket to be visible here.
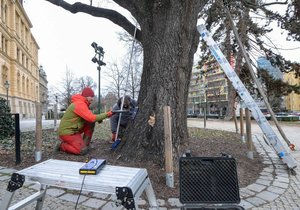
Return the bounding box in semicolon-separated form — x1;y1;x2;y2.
110;96;137;133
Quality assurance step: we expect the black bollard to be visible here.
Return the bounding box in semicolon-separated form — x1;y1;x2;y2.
14;113;21;164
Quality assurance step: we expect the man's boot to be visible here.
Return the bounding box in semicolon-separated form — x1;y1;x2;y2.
54;140;61;153
80;147;88;155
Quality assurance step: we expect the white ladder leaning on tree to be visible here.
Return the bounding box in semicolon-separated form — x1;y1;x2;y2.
197;24;298;172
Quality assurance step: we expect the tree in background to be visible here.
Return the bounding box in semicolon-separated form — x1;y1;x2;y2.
122;47;142;100
103;62;127;99
0;98;14;139
117;26;143;99
104;28;143;101
269;0;300;42
47;70;98;115
103;92;118;111
258;69;300;112
197;0;300;118
59;67;77;109
103;57;141;103
75;76;97;91
76;75;98;112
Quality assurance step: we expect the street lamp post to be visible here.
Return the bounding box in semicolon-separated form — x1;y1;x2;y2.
4;80;10;106
91;42;106;114
54;95;58;131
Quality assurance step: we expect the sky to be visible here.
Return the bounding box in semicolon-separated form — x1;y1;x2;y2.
258;3;300;63
23;1;300;97
23;0;130;95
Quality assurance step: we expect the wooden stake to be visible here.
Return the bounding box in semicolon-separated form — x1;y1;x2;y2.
164;106;174;188
35;102;42;162
239;107;245;142
245;108;253;159
233;106;239;133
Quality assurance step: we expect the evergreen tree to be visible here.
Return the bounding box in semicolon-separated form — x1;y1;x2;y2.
0;98;14;140
197;0;300;117
258;69;300;111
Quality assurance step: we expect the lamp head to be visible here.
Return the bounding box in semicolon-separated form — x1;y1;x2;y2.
91;42;98;49
4;80;9;89
97;46;104;53
91;57;98;63
99;60;106;66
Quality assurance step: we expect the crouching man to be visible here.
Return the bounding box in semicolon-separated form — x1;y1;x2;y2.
110;95;137;143
57;87;114;155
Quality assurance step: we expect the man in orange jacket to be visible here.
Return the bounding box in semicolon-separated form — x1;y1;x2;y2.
57;87;114;155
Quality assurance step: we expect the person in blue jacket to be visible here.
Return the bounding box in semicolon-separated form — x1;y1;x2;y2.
110;95;137;143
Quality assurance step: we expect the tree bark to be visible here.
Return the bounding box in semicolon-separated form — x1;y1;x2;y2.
224;18;236;119
123;2;206;165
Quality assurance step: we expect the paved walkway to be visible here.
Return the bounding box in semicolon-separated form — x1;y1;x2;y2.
0;119;300;209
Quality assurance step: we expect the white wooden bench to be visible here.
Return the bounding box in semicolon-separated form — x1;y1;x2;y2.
0;159;159;210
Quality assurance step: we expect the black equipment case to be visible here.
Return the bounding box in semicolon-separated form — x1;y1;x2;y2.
179;156;244;210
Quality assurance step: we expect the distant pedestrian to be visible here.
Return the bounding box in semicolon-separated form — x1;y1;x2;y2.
57;87;115;155
110;95;137;143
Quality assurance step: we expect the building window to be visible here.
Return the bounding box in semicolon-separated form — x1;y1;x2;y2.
1;65;8;85
17;72;20;93
25;28;28;46
1;35;8;54
21;21;24;41
16;13;20;36
22;54;26;66
17;48;20;62
26;58;29;69
1;3;8;24
35;85;39;100
22;76;25;96
26;79;29;97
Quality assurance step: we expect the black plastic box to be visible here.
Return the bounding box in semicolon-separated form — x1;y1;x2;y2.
179;156;244;210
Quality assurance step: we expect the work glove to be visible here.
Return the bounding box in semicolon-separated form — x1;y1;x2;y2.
111;133;116;141
106;111;114;118
112;110;130;113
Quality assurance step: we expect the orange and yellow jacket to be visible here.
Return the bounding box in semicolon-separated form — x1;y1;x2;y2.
58;94;108;136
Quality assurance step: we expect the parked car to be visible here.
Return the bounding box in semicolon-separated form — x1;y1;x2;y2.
187;112;197;118
263;112;271;120
275;112;288;117
275;112;299;121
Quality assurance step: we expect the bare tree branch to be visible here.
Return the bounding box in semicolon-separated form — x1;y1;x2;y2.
240;0;288;10
45;0;142;41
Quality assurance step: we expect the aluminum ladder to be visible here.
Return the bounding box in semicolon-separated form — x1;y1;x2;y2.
197;24;298;171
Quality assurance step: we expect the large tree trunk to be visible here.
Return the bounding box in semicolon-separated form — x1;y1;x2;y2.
224;18;236;119
121;2;206;166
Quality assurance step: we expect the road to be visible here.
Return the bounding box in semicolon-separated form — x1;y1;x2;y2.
19;118;60;132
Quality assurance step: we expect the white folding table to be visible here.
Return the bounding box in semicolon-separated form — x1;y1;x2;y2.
0;159;158;210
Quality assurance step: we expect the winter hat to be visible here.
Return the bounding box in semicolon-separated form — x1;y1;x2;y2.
81;87;95;97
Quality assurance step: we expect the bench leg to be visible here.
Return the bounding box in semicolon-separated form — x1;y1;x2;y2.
2;184;47;210
0;191;15;210
7;189;47;210
0;173;25;210
144;178;159;209
35;185;47;210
